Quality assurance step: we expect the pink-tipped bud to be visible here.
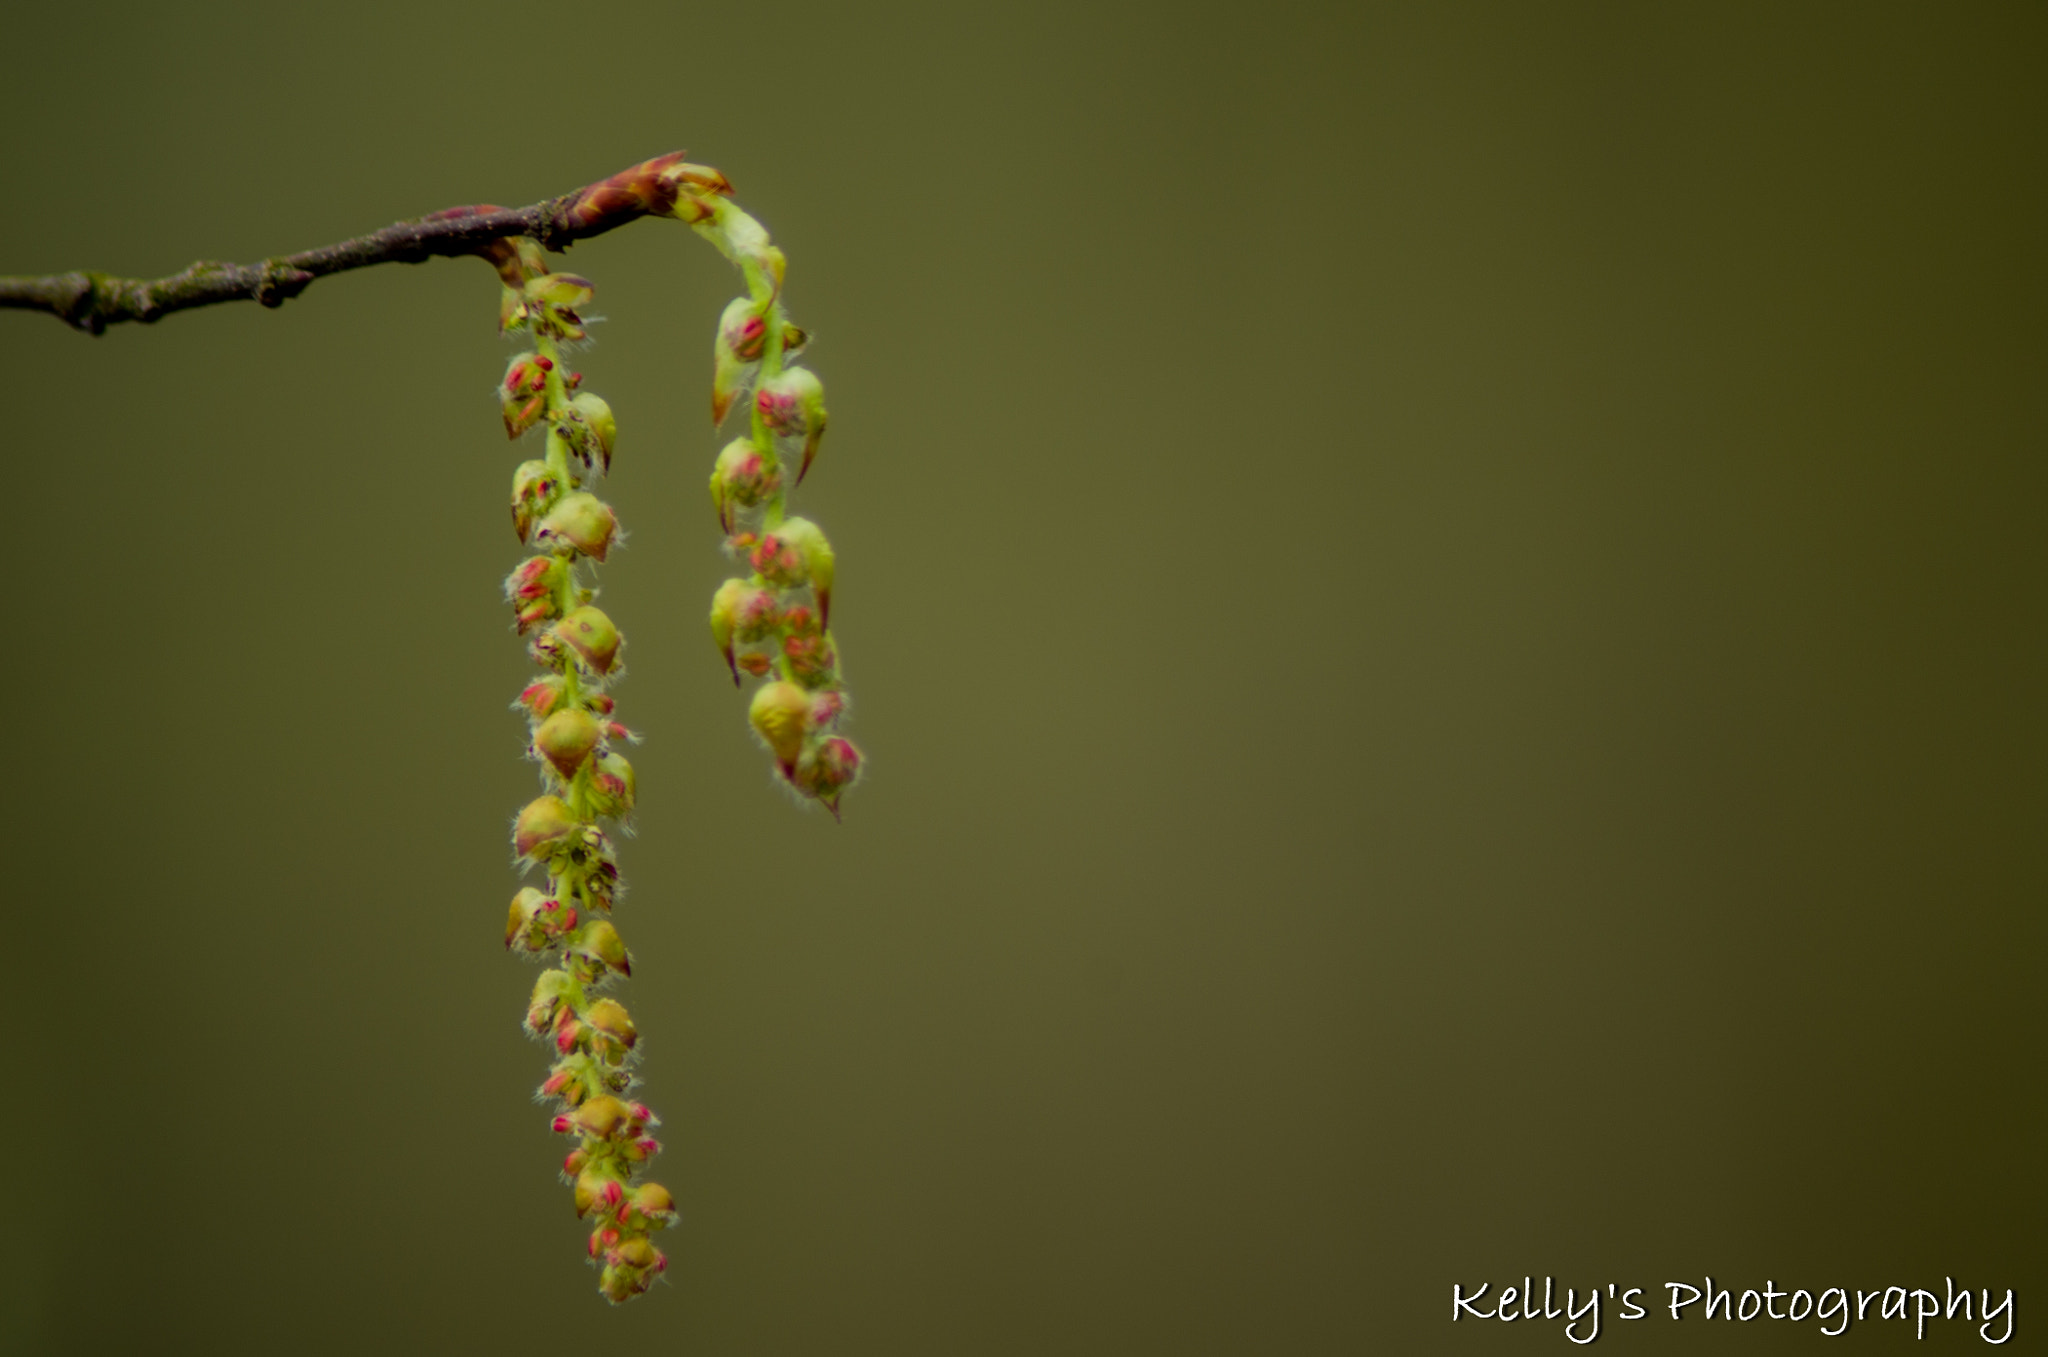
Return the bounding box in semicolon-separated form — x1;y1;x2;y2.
534;492;617;562
754;367;828;485
514;795;578;860
709;438;780;532
724;305;767;362
783;632;838;688
570;919;631;978
749;532;806;591
808;689;846;729
552;606;622;675
585;998;638;1052
563;1147;589;1177
502;355;549;437
505;887;560;952
511;460;562;543
796;737;863;812
711;296;766;427
748;680;812;778
574;1166;620;1219
631;1182;678;1225
526;970;575;1034
554;1018;587;1055
591;752;637;818
770;517;837;626
532;709;602;781
517;675;569;720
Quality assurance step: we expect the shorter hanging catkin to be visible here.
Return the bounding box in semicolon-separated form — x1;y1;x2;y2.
698;193;864;814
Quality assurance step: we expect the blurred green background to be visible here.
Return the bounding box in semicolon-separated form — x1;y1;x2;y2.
2;2;2041;1352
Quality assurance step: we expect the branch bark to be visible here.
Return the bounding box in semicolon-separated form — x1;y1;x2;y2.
0;152;726;334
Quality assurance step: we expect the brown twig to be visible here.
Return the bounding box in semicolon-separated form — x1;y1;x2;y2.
0;152;729;335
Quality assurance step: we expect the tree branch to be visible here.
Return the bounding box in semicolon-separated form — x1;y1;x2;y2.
0;151;730;335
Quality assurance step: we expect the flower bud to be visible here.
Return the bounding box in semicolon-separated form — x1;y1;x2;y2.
570;919;631;979
754;367;828;486
774;517;837;626
808;689;846;729
501;354;550;437
709;578;758;684
610;1237;658;1271
552;606;621;675
796;737;863;814
782;631;838;688
712;297;766;427
514;795;577;860
511;460;562;543
533;708;602;780
599;1262;653;1304
506;887;558;952
748;680;811;777
561;392;617;475
505;556;567;633
526;273;595;309
526;970;577;1034
534;492;617;562
591;752;637;818
574;1166;620;1218
748;531;806;591
631;1182;677;1225
541;1062;587;1104
584;997;638;1052
517;674;569;721
709;437;780;532
568;1095;641;1142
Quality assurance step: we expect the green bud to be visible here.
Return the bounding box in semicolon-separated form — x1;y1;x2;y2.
748;680;811;777
571;919;631;978
585;998;638;1052
533;709;601;781
511;460;563;543
630;1182;677;1225
712;297;765;427
553;606;622;675
535;491;617;562
754;367;828;486
591;751;637;818
562;392;617;475
775;516;837;628
506;886;563;953
709;437;779;532
709;578;752;684
526;273;595;309
526;969;578;1034
514;795;578;860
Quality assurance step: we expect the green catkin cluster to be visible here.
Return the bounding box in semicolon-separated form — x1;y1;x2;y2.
465;152;861;1303
490;238;675;1304
699;203;864;813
